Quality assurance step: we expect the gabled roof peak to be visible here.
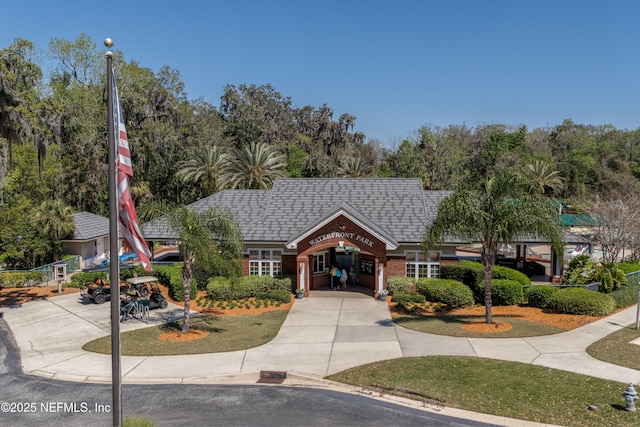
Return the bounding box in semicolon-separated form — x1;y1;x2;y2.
286;201;398;250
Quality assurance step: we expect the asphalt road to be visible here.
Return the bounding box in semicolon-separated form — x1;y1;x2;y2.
0;315;499;427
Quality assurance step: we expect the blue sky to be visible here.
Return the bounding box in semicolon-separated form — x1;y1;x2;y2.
2;0;639;146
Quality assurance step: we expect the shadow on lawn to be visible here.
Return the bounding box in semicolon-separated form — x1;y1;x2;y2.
158;319;227;334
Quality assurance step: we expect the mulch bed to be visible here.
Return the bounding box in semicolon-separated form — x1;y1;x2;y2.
387;300;602;332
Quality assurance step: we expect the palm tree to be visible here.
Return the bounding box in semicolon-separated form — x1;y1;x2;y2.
521;160;565;195
337;156;372;178
33;199;75;262
168;206;243;332
225;141;286;189
176;145;230;196
424;172;564;324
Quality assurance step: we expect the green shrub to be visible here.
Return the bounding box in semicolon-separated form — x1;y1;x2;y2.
206;277;246;300
492;265;531;287
255;289;291;304
153;264;196;302
526;285;559;309
0;271;47;288
440;263;484;302
548;287;616;316
206;276;293;300
246;275;295;293
69;272;108;287
562;255;597;285
616;261;640;274
119;265;149;281
442;261;532;305
387;276;416;294
610;284;640;309
563;256;627;292
440;263;483;286
490;279;524;306
391;291;426;305
458;260;531;287
595;262;627;293
416;278;474;309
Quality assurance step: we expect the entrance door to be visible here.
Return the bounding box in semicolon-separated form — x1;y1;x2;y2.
96;238;104;258
331;247;359;286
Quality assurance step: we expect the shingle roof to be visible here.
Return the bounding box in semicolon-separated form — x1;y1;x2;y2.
63;212;110;241
142;190;270;241
141;178;452;244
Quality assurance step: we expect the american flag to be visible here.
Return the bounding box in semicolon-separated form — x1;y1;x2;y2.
112;68;152;271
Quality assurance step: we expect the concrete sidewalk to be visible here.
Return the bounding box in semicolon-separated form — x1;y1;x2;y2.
2;290;640;386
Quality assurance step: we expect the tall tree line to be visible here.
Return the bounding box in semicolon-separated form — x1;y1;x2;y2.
2;34;640;268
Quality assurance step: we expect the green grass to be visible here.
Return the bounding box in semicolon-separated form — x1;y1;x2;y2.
123;416;157;427
82;311;287;356
393;313;565;338
587;325;640;370
327;356;640;427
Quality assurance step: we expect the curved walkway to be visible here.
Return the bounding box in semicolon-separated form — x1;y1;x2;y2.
2;290;640;386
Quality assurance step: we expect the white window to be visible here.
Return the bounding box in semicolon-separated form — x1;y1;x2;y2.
248;249;282;276
313;252;326;273
405;250;440;279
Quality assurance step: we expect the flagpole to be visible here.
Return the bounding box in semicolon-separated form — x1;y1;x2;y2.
105;37;123;427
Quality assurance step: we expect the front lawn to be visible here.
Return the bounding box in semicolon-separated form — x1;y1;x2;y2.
328;356;640;427
587;325;640;370
83;311;288;356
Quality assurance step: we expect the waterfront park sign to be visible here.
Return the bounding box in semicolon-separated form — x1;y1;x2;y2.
308;231;374;248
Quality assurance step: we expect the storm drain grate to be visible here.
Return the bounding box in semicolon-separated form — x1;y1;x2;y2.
257;370;287;384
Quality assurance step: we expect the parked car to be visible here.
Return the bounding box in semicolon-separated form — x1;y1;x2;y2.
98;253;139;268
81;277;128;304
124;276;168;309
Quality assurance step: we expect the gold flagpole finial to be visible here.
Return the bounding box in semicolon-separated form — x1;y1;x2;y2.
104;38;114;57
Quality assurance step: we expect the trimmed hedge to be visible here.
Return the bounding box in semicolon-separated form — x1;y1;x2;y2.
440;263;483;287
445;261;531;304
616;261;640;275
548;287;616;316
387;276;416;294
119;265;149;282
255;290;292;304
70;272;109;287
391;291;426;305
153;264;197;302
416;278;474;309
0;271;47;288
526;285;559;309
459;260;531;287
490;279;524;306
206;275;293;300
440;264;484;303
610;284;640;309
493;265;531;287
247;275;296;293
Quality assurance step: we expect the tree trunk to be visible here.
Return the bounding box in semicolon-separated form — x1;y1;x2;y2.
482;247;495;324
182;254;194;333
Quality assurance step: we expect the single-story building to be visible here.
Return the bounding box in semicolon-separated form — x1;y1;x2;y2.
61;212;111;269
141;178;583;295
